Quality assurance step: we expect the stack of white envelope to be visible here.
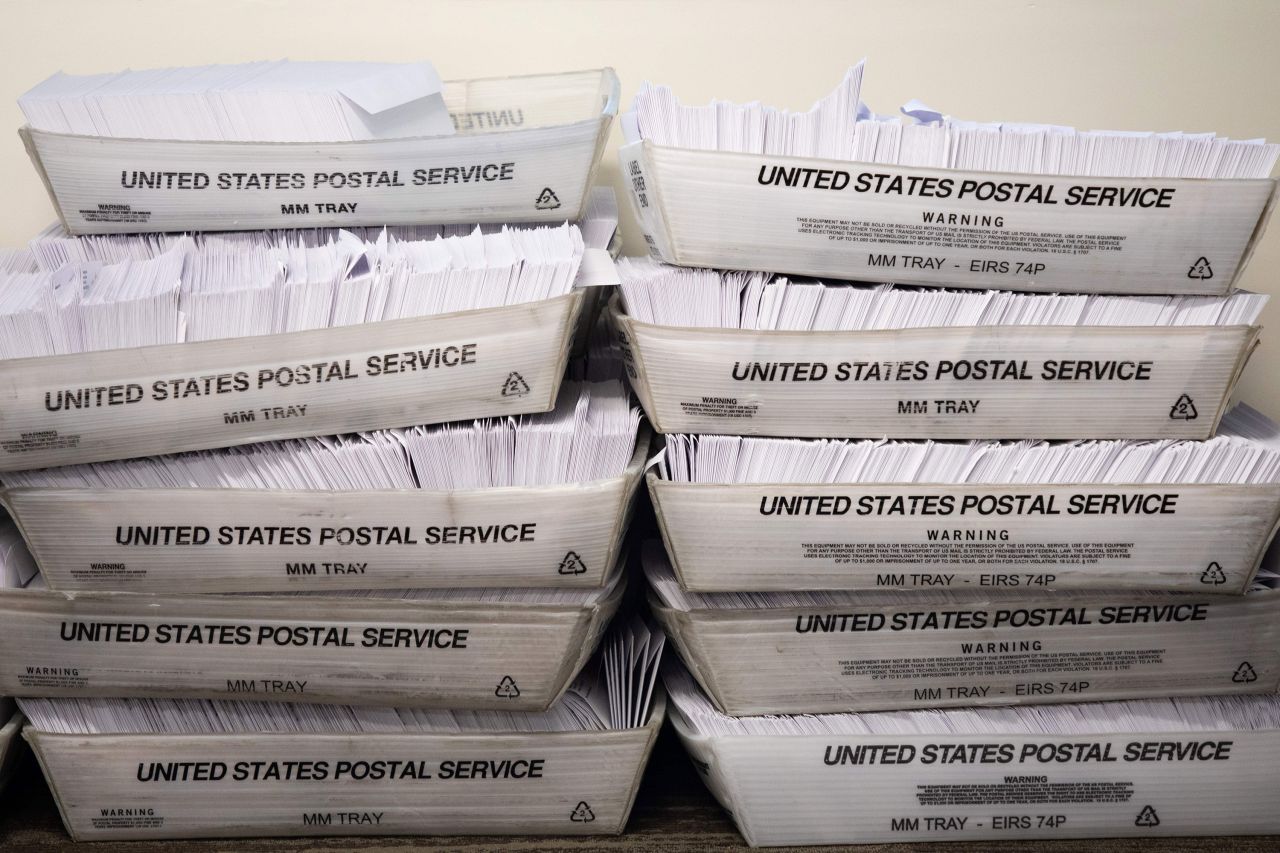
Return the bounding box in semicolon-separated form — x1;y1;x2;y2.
0;219;622;471
614;63;1280;847
18;61;454;142
0;381;647;703
1;381;648;593
16;617;666;840
0;57;654;844
0;223;589;358
19;62;621;232
663;659;1280;846
612;260;1266;439
631;61;1278;177
649;402;1280;592
621;62;1279;294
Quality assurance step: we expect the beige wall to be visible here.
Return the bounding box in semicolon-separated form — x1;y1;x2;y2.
3;0;1278;416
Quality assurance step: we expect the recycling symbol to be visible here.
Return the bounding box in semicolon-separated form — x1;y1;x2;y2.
1200;562;1227;585
535;187;562;210
570;801;595;822
1169;394;1198;420
558;551;588;575
1134;805;1160;828
500;371;531;397
495;675;521;698
1233;662;1258;683
1187;257;1214;280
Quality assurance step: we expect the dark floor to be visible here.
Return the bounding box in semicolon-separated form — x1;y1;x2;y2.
1;724;1276;852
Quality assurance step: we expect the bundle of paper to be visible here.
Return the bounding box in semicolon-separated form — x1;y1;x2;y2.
21;61;453;142
23;185;621;362
620;62;1277;294
858;98;1280;178
2;223;593;357
647;542;1280;715
648;402;1280;592
20;65;619;232
629;65;866;160
665;660;1280;845
19;618;666;840
631;61;1277;176
0;223;615;470
0;517;625;708
1;381;647;592
611;261;1263;439
0;248;35;273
